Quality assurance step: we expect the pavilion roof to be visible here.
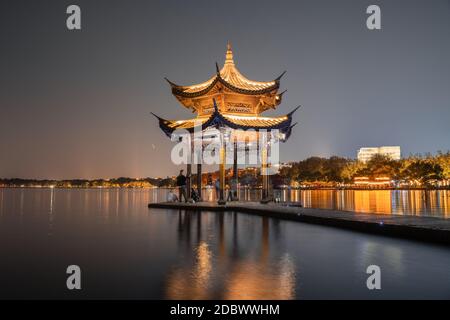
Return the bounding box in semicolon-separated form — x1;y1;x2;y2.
152;100;299;141
165;43;285;97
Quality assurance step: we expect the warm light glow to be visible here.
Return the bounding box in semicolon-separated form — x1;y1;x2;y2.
180;45;276;94
224;114;287;121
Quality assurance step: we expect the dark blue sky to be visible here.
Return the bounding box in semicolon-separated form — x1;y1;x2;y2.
1;0;449;179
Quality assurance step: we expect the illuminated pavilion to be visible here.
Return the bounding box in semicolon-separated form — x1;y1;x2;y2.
153;43;299;204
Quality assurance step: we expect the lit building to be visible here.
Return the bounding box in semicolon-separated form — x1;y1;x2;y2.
353;176;393;187
357;146;401;162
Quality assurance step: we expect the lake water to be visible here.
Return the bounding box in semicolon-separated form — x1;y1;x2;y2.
0;188;449;299
219;188;450;218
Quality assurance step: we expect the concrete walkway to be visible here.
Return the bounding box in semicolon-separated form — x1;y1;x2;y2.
148;201;450;245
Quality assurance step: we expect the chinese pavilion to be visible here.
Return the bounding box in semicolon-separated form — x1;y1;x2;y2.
153;43;299;204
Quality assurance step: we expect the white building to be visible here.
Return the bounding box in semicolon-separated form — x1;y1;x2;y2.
357;146;401;162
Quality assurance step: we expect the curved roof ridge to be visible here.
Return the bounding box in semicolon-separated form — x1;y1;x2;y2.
167;44;281;96
153;99;298;138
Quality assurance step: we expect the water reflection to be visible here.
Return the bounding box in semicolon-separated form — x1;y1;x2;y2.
276;189;450;217
1;188;450;299
0;188;449;222
166;212;296;299
203;188;449;217
358;241;405;276
166;240;213;300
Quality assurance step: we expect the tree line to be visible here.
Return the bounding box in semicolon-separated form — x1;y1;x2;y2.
278;151;450;187
1;151;449;189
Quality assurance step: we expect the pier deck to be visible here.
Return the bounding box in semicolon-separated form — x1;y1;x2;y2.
148;201;450;245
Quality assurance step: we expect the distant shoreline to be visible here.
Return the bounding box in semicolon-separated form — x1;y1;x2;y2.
1;186;448;191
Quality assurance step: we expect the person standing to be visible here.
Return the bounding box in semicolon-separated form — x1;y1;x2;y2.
176;170;187;202
214;178;220;200
227;178;237;201
226;181;233;202
231;177;238;201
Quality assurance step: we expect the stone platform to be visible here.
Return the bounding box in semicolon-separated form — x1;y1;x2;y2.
148;201;450;245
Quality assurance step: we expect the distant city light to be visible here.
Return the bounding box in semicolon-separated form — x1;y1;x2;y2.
357;146;401;162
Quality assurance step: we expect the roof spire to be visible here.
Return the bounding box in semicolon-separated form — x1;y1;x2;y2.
225;41;234;66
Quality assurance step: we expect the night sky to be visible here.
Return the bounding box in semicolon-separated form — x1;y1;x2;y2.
1;0;449;179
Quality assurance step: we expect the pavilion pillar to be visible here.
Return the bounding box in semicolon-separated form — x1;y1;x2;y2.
261;134;270;203
233;140;238;201
193;135;202;201
197;161;202;201
218;135;226;205
261;145;268;200
186;163;192;200
186;137;193;200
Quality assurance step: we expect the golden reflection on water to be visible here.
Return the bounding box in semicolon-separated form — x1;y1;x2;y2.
223;254;295;300
166;241;213;300
278;189;450;217
353;190;392;214
165;213;296;300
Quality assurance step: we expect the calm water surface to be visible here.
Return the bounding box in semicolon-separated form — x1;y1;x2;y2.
225;188;450;218
0;188;449;299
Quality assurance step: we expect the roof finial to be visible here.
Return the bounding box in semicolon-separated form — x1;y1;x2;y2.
225;41;234;66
